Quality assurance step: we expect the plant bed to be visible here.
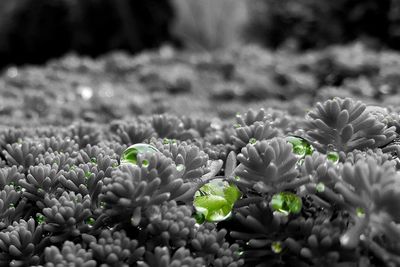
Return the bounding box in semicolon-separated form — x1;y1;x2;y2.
0;44;400;266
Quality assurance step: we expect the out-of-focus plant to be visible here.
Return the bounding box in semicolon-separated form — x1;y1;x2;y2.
245;0;399;51
171;0;248;50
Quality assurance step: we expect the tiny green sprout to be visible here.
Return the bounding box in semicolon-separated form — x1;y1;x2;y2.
193;179;241;223
249;138;257;145
234;123;241;129
86;217;95;226
270;192;302;215
120;143;159;165
316;182;325;193
142;159;149;167
99;202;106;209
176;164;185;172
37;188;44;194
85;171;91;178
9;203;15;208
327;151;339;163
36;213;45;224
70;165;76;171
90;157;97;164
234;175;240;181
356;207;365;218
271;241;282;254
286;136;314;158
111;162;118;168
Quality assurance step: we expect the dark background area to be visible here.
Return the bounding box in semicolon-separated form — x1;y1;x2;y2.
0;0;399;69
0;0;175;68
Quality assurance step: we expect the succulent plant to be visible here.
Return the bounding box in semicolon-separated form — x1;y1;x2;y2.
305;98;397;153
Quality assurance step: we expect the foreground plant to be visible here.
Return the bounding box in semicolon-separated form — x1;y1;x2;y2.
0;96;398;267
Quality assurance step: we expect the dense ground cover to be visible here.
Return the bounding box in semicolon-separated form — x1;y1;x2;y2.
0;44;400;266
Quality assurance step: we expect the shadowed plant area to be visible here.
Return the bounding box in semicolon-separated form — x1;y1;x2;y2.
245;0;400;50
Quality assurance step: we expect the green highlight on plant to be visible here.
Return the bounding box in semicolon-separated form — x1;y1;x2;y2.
249;138;257;145
10;181;22;192
270;192;302;215
163;138;177;145
327;151;339;163
36;213;45;224
286;136;314;158
271;241;282;254
176;164;185;172
86;217;95;226
193;178;241;223
111;162;119;168
142;159;149;167
356;207;365;218
120;143;159;165
316;182;325;193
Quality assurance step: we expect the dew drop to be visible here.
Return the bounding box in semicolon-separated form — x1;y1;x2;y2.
327;151;339;163
120;144;159;165
271;241;282;253
193;178;241;223
176;164;185;172
316;182;325;193
356;207;365;218
36;213;45;224
270;192;302;215
286;136;314;158
249;138;257;145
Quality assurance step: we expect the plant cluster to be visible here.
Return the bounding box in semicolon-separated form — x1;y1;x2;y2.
0;95;398;266
2;43;400;128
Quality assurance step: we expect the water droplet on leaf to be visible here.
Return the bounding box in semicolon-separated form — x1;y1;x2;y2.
316;182;325;193
176;164;185;172
327;151;339;163
235;248;244;257
36;213;45;224
286;136;314;158
163;138;176;145
356;207;365;218
193;179;241;223
271;241;282;253
120;144;159;165
249;138;257;144
86;217;95;226
270;192;302;215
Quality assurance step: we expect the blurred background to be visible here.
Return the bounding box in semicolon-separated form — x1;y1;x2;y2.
1;0;400;126
0;0;399;69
